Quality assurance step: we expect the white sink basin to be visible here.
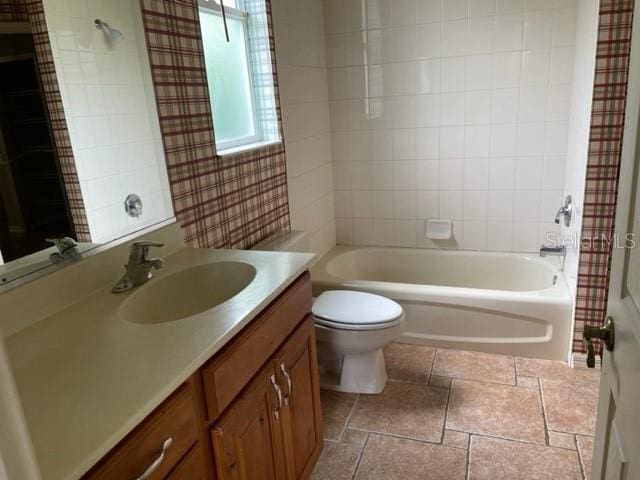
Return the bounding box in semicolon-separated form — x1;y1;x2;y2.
119;261;256;324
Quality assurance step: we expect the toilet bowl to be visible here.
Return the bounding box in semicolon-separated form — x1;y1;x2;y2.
312;290;405;394
252;231;405;394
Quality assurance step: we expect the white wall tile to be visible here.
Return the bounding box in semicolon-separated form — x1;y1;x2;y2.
468;17;495;54
441;57;467;92
489;156;517;189
466;54;494;90
440;126;466;158
464;157;490;189
470;0;497;17
442;20;468;56
416;128;440;159
439;159;464;189
441;92;466;125
465;90;492;124
518;85;548;122
495;14;524;51
493;51;522;87
417;23;441;59
521;48;551;86
417;0;442;24
416;94;441;126
491;88;519;123
488;190;515;220
416;59;442;93
491;124;518;157
523;9;553;48
515;156;543;189
392;0;417;26
497;0;524;15
323;0;578;252
465;125;491;157
416;160;440;188
464;190;488;219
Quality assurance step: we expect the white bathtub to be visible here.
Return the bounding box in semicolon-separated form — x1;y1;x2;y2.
311;246;573;361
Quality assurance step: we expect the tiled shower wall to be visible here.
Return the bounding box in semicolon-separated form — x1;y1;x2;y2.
562;0;599;299
43;0;173;243
272;0;336;256
327;0;579;252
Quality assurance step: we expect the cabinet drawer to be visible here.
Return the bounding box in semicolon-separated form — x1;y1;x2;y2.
82;384;198;480
202;272;312;420
167;445;206;479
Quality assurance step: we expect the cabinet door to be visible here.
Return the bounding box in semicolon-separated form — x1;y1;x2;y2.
211;364;287;480
276;316;323;480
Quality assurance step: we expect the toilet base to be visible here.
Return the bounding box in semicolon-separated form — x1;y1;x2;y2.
319;348;387;394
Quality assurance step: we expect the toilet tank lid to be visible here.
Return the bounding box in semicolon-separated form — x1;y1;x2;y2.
312;290;404;325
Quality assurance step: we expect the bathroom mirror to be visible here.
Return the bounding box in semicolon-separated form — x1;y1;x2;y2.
0;0;174;287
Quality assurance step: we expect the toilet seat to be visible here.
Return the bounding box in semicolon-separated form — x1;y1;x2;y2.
312;290;404;331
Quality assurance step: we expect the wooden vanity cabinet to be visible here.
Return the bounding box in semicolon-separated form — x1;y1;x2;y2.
82;272;322;480
211;316;322;480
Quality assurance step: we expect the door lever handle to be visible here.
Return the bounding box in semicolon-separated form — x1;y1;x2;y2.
583;316;615;368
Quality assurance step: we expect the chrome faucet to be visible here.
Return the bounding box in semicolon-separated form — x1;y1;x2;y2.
539;245;566;257
46;237;79;263
112;241;165;293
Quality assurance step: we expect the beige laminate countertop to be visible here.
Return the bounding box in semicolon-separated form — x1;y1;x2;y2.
5;247;315;480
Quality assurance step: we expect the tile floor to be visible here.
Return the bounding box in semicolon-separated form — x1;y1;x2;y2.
311;343;600;480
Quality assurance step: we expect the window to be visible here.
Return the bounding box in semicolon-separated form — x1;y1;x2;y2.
198;0;279;153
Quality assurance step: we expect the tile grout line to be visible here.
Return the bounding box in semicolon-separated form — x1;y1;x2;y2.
536;376;551;447
338;393;361;442
441;376;453;445
346;425;552;449
574;434;588;480
350;428;370;480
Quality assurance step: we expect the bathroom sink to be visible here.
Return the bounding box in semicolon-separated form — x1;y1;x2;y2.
119;261;257;324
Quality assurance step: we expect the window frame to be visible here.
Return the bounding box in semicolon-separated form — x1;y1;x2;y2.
198;0;262;152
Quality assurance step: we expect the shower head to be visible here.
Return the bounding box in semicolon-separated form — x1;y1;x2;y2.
94;19;124;43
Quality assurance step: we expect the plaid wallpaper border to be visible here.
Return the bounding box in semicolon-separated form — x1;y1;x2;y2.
2;0;91;242
0;0;27;22
140;0;289;250
574;0;635;354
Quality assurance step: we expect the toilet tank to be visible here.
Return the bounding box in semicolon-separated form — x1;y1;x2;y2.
252;230;310;252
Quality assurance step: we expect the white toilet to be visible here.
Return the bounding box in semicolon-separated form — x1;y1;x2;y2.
313;290;405;393
254;231;405;394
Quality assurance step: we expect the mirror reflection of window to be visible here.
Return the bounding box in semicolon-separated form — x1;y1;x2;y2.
198;0;280;154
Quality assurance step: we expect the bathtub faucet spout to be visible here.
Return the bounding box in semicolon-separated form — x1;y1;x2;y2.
539;245;566;257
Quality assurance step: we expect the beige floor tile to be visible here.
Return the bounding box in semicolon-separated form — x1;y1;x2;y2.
321;390;358;441
349;382;448;442
548;431;576;450
342;428;368;447
433;349;516;385
468;436;581;480
541;379;598;435
443;429;469;449
355;434;467;480
310;441;361;480
384;343;435;383
429;375;452;388
516;357;600;384
517;375;540;389
576;435;594;480
446;379;546;444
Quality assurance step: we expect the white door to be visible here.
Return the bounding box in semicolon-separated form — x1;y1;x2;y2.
591;4;640;478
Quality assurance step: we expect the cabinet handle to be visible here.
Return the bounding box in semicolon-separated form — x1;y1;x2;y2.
270;374;283;420
132;437;172;480
280;362;292;406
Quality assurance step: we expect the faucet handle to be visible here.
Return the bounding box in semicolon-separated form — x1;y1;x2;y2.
129;240;164;262
132;240;164;248
46;237;78;252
